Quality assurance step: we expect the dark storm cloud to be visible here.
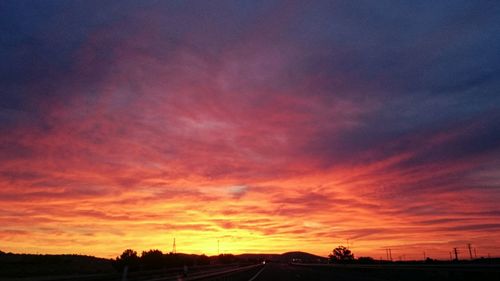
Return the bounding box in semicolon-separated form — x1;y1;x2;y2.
2;0;499;196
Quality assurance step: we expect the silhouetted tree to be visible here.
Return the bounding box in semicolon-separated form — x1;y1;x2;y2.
113;249;140;271
329;246;354;263
141;249;164;270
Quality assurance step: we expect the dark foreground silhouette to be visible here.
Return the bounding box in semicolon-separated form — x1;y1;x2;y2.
1;249;499;281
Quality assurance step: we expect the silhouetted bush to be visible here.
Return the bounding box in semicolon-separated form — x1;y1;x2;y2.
357;256;375;264
197;254;210;265
425;257;436;263
217;254;237;264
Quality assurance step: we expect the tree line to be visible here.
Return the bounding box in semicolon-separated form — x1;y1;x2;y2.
113;249;240;272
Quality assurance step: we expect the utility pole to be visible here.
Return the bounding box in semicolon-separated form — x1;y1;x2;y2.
423;251;426;260
467;244;473;260
172;238;176;254
453;247;458;261
474;248;477;258
217;239;220;255
389;248;392;261
449;252;452;261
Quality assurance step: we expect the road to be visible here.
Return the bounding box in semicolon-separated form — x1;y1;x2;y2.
239;263;383;281
4;262;498;281
214;262;500;281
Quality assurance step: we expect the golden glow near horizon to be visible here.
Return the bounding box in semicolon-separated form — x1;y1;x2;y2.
2;163;499;259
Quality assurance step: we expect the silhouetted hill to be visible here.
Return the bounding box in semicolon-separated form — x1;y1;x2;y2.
236;251;327;263
236;253;280;261
281;251;328;262
0;252;115;278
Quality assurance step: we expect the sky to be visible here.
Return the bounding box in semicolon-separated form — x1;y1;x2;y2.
1;0;500;260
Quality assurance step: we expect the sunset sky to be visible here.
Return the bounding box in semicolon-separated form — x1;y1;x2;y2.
1;1;500;260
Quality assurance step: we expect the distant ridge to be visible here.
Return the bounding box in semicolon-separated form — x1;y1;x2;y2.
237;251;327;262
281;251;327;261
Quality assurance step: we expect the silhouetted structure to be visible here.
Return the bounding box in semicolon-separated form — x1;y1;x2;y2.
172;238;177;254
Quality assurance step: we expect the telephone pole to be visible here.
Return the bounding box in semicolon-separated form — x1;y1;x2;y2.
172;238;176;254
467;244;473;260
453;247;458;261
423;251;426;260
217;239;220;255
385;248;392;261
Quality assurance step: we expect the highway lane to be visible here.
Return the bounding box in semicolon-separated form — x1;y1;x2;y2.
248;263;385;281
242;263;500;281
19;262;497;281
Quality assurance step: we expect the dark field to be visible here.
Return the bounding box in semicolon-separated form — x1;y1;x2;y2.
1;254;500;281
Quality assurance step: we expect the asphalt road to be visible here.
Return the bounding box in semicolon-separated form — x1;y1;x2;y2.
229;262;500;281
247;263;383;281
